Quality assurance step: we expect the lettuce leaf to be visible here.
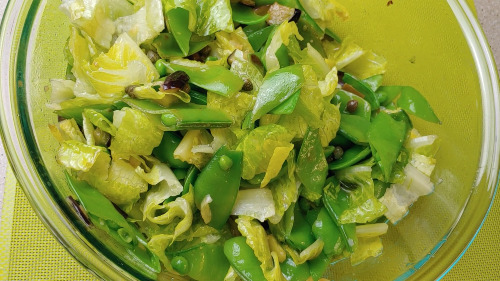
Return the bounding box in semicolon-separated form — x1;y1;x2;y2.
51;119;86;143
342;51;387;80
268;151;299;224
323;37;365;70
207;91;255;128
231;189;276;222
335;161;387;224
283;239;324;265
109;108;163;158
230;50;264;95
115;0;165;45
173;129;214;169
236;124;293;180
261;145;293;187
211;28;254;59
163;0;234;36
80;158;148;205
299;0;348;31
236;216;282;281
49;79;76;104
83;108;117;136
60;0;135;48
56;140;108;172
86;32;159;98
263;21;303;73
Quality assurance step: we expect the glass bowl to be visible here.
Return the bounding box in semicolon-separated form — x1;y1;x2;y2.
0;0;499;280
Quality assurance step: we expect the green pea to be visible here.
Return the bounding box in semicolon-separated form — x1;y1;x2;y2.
218;155;233;171
117;228;133;244
161;114;178;127
171;256;190;275
155;59;168;77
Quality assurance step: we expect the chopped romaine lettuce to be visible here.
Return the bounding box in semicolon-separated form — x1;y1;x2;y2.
232;189;276;222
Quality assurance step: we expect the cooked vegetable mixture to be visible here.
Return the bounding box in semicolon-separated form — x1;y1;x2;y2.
49;0;441;279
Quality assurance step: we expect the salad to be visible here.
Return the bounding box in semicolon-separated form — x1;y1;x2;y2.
49;0;441;280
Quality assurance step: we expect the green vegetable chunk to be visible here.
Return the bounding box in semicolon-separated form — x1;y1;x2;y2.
296;128;328;201
251;64;304;122
193;146;243;229
224;237;267;281
166;8;192;56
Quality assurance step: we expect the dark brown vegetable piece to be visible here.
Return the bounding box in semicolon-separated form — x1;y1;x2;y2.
346;100;359;113
163;71;190;92
288;9;302;23
242;79;254;91
67;196;91;226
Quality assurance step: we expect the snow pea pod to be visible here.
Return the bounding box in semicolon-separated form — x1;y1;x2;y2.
189;89;207;105
193;146;243;229
162;61;244;97
166;8;191;56
232;3;269;25
296;128;328;201
368;112;406;180
308;253;331;281
83;108;117;136
224;236;267;281
296;12;326;56
171;243;229;281
322;183;357;253
280;256;311;281
153;132;189;169
363;74;383;92
251;64;304;121
247;25;275;51
153;33;211;58
65;172;161;278
161;108;233;130
276;44;291;68
342;72;380;110
331;89;371;119
328;145;371;170
270;89;300;115
287;206;315;251
312;208;344;256
396;86;440;123
338;114;371;144
182;165;199;195
55;104;114;126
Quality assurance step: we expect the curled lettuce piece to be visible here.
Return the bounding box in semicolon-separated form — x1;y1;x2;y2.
82;114;96;146
60;0;134;48
163;0;234;36
299;0;348;31
342;51;387;80
268;151;299;224
261;145;293;187
380;164;434;224
264;21;303;72
82;158;148;206
109;108;163;158
49;79;76;105
335;161;387;224
211;28;254;59
49;119;86;143
356;223;388;238
283;239;324;265
56;140;108;172
236;216;281;281
137;163;184;222
230;50;264;95
207;91;255;128
283;65;340;146
288;39;330;79
323;37;365;70
173;129;214;169
232;189;276;222
86;33;159;98
115;0;165;45
318;67;338;97
236;124;293;180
